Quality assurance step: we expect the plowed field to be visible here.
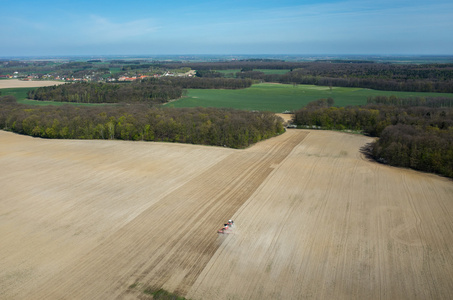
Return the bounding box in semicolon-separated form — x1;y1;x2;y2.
1;130;452;299
0;79;65;89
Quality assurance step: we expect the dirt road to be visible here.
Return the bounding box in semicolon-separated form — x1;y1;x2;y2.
1;130;452;299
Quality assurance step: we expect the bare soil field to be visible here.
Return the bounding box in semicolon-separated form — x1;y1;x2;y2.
1;129;452;299
0;79;65;89
275;113;293;124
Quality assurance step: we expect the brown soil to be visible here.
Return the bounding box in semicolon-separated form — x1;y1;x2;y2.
1;130;452;299
275;113;293;123
0;79;65;89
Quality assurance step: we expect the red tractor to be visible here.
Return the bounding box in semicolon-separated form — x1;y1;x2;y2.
217;220;234;234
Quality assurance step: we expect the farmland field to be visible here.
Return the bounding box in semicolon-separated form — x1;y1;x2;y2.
1;129;452;299
3;80;453;111
167;83;453;112
0;79;65;89
0;80;65;104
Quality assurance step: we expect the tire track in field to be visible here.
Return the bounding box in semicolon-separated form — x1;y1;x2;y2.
401;173;441;299
28;131;308;299
131;131;308;296
124;131;307;297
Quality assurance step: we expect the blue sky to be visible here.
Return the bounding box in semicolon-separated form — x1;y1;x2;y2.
1;0;452;56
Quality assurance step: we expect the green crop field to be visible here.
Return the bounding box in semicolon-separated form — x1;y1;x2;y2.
3;83;453;111
166;83;453;112
1;87;35;102
258;69;291;74
215;70;240;77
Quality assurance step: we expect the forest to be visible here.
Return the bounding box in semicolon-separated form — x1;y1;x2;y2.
156;61;453;93
3;59;453;94
293;97;453;178
28;80;182;104
0;95;284;149
366;95;453;107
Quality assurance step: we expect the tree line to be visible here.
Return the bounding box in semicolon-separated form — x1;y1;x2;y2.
0;96;284;149
28;80;184;104
5;59;453;93
293;99;453;178
372;124;452;177
275;71;453;93
367;95;453;107
161;61;453;81
157;61;453;93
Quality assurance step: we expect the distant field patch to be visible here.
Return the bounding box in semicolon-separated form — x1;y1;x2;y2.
215;69;240;77
166;83;453;112
216;69;290;77
1;87;35;101
0;80;66;104
0;79;64;89
259;69;291;74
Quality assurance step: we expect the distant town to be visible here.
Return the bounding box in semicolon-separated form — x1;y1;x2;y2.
0;60;196;83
